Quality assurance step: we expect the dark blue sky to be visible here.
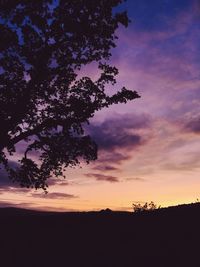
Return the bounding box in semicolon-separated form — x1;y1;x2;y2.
118;0;195;31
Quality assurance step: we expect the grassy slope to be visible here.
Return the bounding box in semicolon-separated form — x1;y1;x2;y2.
1;203;200;267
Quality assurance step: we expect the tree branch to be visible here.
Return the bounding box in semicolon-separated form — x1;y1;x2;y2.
4;118;71;149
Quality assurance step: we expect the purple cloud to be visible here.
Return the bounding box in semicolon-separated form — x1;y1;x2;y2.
96;151;131;165
185;118;200;133
85;173;145;183
85;113;152;173
86;173;119;182
93;130;141;150
92;165;119;172
88;113;151;151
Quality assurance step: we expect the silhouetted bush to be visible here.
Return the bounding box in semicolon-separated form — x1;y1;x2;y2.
132;201;160;213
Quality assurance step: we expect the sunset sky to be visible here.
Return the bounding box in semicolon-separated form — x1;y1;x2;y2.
0;0;200;211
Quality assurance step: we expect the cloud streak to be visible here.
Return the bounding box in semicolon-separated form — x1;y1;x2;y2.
85;173;119;183
31;192;77;199
32;192;77;199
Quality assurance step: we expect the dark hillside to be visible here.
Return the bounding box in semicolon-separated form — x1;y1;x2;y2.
0;203;200;267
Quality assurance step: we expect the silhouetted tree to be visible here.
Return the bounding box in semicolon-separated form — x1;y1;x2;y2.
0;0;140;190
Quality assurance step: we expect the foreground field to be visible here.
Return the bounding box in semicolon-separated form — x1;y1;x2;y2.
1;203;200;267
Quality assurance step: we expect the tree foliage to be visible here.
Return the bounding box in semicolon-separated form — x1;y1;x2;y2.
0;0;140;190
